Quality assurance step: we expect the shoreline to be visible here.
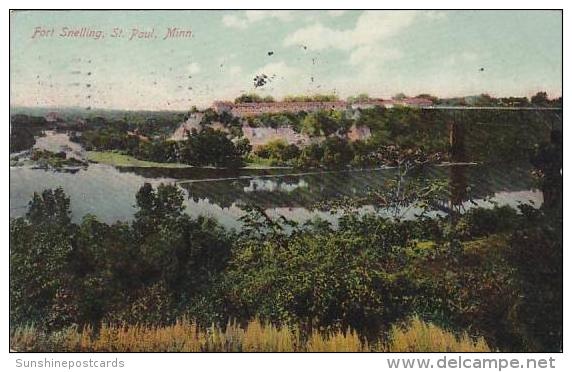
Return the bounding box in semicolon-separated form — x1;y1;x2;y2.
11;150;480;181
86;150;294;170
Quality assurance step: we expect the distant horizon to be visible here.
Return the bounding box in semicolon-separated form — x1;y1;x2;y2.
9;90;563;114
10;10;562;111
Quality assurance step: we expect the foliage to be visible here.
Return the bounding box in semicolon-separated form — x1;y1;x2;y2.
10;189;74;330
180;128;246;168
455;206;520;239
300;110;351;137
504;206;562;351
296;143;324;168
414;94;439;104
10;114;51;153
320;137;354;168
283;94;339;102
501;136;562;350
296;137;365;169
223;207;422;338
73;127;142;153
69;100;560;170
9;185;561;351
346;93;371;104
29;149;88;169
235;94;275;103
411;233;521;351
78;126;248;168
531;92;550;107
10;126;37;153
199;108;219;125
10;184;233;331
9;127;563;351
253;139;300;165
530;130;562;208
357;106;448;153
135;140;179;163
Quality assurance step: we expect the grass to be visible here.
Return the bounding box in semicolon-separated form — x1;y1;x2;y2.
10;317;491;352
388;316;491;352
87;151;192;168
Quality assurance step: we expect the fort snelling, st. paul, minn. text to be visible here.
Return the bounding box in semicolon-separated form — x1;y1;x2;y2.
30;26;193;40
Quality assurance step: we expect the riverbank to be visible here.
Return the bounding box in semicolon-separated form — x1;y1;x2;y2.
87;150;294;170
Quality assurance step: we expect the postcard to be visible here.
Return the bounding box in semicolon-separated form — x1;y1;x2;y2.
9;9;562;355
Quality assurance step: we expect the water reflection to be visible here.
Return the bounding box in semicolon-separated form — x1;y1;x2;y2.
243;178;309;193
10;161;542;230
178;163;537;211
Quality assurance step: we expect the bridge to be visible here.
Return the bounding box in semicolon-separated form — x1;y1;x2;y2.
417;106;563;219
418;106;563;162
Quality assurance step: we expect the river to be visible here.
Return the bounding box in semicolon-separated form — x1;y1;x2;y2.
9;132;543;229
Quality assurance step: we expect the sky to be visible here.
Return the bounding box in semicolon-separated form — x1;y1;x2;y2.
10;10;562;111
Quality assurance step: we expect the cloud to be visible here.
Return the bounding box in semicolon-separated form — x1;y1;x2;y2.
222;14;246;29
256;61;297;74
283;10;448;85
187;62;201;74
284;11;417;51
285;23;352;50
349;45;402;66
222;11;292;29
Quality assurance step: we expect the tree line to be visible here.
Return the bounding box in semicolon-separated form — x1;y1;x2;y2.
11;92;561;169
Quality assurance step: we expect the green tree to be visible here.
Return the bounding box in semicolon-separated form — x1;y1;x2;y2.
234;93;274;103
284;94;339;102
10;188;74;329
321;137;354;168
297;143;324;168
347;93;371;104
223;210;418;337
531;91;550;107
254;139;300;164
10;126;36;153
505;206;562;352
132;183;232;299
301;110;350;137
181;128;244;168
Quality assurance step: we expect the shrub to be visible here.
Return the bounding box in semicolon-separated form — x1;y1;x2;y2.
254;139;300;165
